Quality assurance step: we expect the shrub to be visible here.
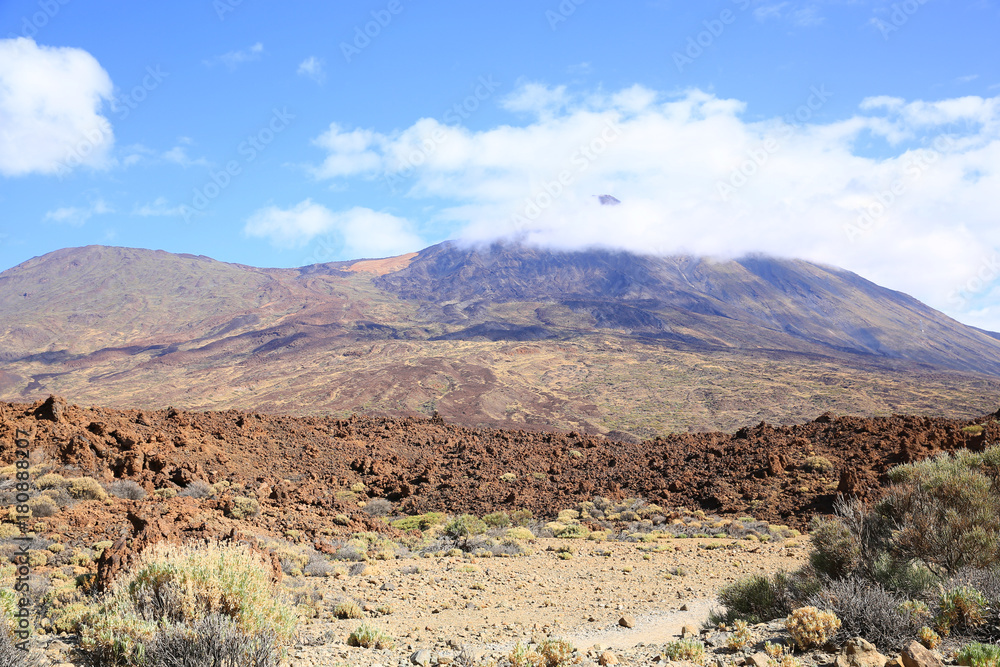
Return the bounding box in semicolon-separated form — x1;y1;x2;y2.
880;447;1000;575
26;495;58;518
555;524;589;540
727;619;753;650
509;641;544;667
227;496;261;520
143;613;277;667
538;638;576;667
363;498;392;517
482;512;511;528
347;624;393;649
511;509;534;526
918;626;941;650
444;515;487;541
663;639;705;663
809;577;917;649
77;541;297;666
178;480;213;499
803;456;835;473
0;625;38;666
153;488;178;500
68;477;107;500
108;480;146;500
35;473;67;490
785;607;841;650
717;574;787;624
809;515;860;579
392;512;445;532
334;601;364;620
957;643;1000;667
936;586;987;636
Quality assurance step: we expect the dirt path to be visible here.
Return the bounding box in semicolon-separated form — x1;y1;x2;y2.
290;537;809;665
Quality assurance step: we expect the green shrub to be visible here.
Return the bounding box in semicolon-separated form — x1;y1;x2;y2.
880;447;1000;575
347;624;393;649
391;512;445;532
482;511;511;528
809;516;860;579
77;541;297;666
717;574;785;624
444;515;487;540
511;509;534;526
227;496;261;520
936;586;987;636
663;639;705;663
957;642;1000;667
555;524;589;539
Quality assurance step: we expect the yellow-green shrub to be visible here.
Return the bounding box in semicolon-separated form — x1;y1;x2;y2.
68;477;107;500
786;607;841;650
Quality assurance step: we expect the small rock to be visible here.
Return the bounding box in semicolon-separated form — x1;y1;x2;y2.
411;650;434;666
681;624;698;638
900;641;943;667
381;582;398;591
747;652;771;667
679;603;689;611
599;651;620;666
619;615;636;628
836;637;888;667
437;657;453;665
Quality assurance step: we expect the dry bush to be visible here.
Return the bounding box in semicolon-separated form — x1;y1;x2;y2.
785;607;841;650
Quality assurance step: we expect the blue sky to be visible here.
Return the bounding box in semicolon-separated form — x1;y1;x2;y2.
1;1;999;327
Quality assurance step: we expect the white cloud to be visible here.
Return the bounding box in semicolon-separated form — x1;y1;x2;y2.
205;42;264;70
132;197;187;217
297;56;325;83
44;199;113;226
310;82;1000;329
162;145;209;168
0;38;114;176
243;199;424;259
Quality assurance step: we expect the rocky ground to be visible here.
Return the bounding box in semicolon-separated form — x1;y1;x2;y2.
2;396;993;666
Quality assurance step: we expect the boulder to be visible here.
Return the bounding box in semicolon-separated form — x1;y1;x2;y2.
619;615;636;628
900;641;943;667
835;637;888;667
599;651;619;666
34;395;66;422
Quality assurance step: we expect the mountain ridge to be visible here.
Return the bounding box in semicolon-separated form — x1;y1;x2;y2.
0;241;997;435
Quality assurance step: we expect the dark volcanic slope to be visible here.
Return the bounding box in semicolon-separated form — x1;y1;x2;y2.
2;398;997;531
1;242;999;434
375;242;1000;374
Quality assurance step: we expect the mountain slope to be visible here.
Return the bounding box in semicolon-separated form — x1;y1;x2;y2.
0;242;998;435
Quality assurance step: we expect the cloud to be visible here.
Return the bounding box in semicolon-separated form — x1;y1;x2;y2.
205;42;264;70
132;197;188;217
44;199;113;226
243;199;424;260
0;38;114;177
309;82;1000;329
162;145;209;168
297;56;325;84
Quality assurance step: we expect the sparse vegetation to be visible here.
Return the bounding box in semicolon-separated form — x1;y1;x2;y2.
785;607;841;650
348;624;394;649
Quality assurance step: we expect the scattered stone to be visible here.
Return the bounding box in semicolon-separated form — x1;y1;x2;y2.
900;641;943;667
619;615;636;628
681;624;698;638
835;637;888;667
599;651;620;665
747;652;771;667
34;394;66;422
679;603;689;611
411;650;434;666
